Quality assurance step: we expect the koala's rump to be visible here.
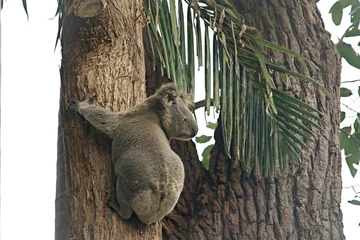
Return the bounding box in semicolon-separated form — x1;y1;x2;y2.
113;145;185;196
130;179;183;224
112;121;185;221
114;149;184;223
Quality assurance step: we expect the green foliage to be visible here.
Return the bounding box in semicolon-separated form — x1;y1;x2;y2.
330;1;343;26
144;0;326;175
330;0;360;69
343;131;360;177
206;122;218;130
22;0;29;18
195;135;212;143
201;144;213;170
337;42;360;69
341;111;346;122
341;114;360;177
329;0;360;177
339;97;360;177
340;87;353;97
348;199;360;206
195;122;217;170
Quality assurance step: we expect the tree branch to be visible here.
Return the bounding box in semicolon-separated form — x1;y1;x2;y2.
341;103;358;113
342;79;360;84
194;98;214;110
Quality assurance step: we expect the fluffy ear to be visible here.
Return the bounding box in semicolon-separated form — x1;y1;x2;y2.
180;92;194;107
160;91;177;108
154;83;179;102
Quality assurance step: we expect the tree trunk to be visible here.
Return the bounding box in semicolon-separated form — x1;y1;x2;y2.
56;0;344;239
162;0;345;239
55;0;161;239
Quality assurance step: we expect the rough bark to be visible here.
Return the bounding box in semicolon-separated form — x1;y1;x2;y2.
161;0;344;239
55;0;344;239
55;0;162;239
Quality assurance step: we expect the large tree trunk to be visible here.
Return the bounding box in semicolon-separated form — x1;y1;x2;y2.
55;0;162;239
162;0;345;239
56;0;344;239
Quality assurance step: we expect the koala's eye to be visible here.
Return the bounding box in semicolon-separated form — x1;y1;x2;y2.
167;93;176;101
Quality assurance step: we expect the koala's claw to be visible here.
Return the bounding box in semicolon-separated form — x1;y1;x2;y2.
108;198;120;212
68;98;79;111
89;95;97;103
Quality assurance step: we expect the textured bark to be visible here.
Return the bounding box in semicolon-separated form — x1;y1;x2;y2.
56;0;344;239
161;0;344;239
55;0;162;239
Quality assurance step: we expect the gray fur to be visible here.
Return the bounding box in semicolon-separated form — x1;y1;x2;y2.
68;83;198;224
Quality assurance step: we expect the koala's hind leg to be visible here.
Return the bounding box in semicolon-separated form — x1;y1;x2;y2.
108;178;133;221
108;197;133;221
68;98;119;138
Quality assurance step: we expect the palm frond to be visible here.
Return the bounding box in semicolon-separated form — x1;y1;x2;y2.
23;0;29;18
144;0;325;175
54;0;64;50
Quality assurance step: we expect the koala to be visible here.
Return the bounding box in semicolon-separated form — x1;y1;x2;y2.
68;83;198;224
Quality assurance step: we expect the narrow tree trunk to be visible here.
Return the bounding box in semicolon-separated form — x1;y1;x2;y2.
162;0;345;239
55;0;162;239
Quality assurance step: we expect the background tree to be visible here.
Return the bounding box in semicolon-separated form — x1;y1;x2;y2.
330;0;360;179
328;0;360;220
54;0;344;239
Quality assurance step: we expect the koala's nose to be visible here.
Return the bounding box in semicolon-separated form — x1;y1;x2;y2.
191;124;199;137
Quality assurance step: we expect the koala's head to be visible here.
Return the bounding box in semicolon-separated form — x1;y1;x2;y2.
153;83;198;140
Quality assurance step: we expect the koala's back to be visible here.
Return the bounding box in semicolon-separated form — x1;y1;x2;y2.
111;106;185;223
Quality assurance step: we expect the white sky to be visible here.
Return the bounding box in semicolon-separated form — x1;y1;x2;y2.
1;0;359;239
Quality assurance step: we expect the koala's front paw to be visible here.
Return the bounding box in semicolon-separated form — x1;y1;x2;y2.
68;98;80;111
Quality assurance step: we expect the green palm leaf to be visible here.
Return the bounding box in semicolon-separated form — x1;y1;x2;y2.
144;0;326;175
